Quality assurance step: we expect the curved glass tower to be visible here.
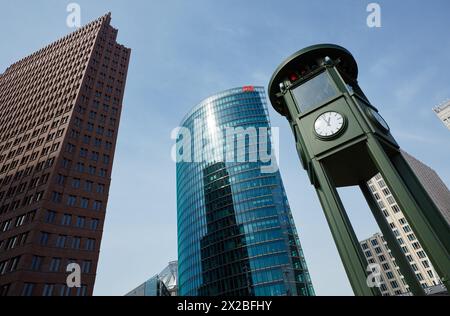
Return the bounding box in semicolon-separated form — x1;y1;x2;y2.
176;86;314;296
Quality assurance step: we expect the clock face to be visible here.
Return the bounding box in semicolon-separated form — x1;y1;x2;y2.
314;111;345;138
369;108;389;131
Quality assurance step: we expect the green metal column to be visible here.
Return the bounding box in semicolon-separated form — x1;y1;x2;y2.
360;182;425;296
312;159;380;296
366;135;450;290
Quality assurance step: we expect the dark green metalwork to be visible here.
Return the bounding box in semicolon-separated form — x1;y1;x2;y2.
268;44;450;296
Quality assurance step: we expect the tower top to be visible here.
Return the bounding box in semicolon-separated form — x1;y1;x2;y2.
268;44;358;116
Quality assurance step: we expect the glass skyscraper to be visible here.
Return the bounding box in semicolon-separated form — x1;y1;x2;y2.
176;86;314;296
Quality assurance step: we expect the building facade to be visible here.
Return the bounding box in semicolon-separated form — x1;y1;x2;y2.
0;13;130;296
360;233;409;296
401;151;450;226
125;261;178;296
176;86;314;296
125;275;171;297
158;260;178;296
433;100;450;131
364;150;450;294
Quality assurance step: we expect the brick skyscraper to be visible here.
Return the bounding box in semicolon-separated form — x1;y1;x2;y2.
0;13;130;296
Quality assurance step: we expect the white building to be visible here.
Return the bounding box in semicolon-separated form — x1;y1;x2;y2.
362;149;450;295
433;100;450;130
360;233;409;296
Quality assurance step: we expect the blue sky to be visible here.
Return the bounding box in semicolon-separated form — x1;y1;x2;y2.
1;0;449;296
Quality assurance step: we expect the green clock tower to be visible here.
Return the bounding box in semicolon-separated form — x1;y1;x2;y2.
268;44;450;296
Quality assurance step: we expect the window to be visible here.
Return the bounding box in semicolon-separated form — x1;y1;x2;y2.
85;239;95;251
77;285;88;296
81;261;92;273
61;214;72;226
93;201;102;211
94;138;102;147
62;158;71;169
99;169;107;177
91;219;99;230
67;195;77;206
80;148;88;157
22;283;35;296
0;284;10;296
392;205;401;213
59;284;71;296
81;198;89;209
0;261;8;275
76;162;85;173
65;143;76;153
52;192;62;203
91;152;99;161
83;135;91;144
76;216;85;228
30;256;43;271
56;174;66;185
45;211;56;224
97;184;105;194
390;280;399;289
85;181;93;192
49;258;61;272
9;256;20;272
42;284;54;296
72;178;80;188
291;71;339;112
56;235;67;248
71;237;81;249
40;232;50;246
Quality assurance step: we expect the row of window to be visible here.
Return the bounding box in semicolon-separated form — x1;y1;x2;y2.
57;174;105;193
0;156;54;190
45;210;100;230
50;192;103;210
29;256;92;274
0;190;44;215
20;283;88;296
39;232;96;251
62;158;108;177
0;210;36;233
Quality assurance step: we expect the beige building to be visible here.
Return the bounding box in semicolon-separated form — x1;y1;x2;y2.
364;158;448;294
360;233;409;296
433;100;450;130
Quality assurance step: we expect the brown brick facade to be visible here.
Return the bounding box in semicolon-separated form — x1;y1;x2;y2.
0;13;130;296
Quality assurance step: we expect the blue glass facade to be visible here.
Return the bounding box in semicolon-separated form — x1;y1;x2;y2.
177;86;314;296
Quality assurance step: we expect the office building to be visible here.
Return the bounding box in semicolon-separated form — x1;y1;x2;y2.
0;13;130;296
364;150;450;294
401;151;450;226
125;261;178;296
433;100;450;130
176;86;314;296
360;233;409;296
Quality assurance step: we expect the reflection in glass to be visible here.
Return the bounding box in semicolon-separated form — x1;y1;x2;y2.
292;71;339;112
177;87;315;296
